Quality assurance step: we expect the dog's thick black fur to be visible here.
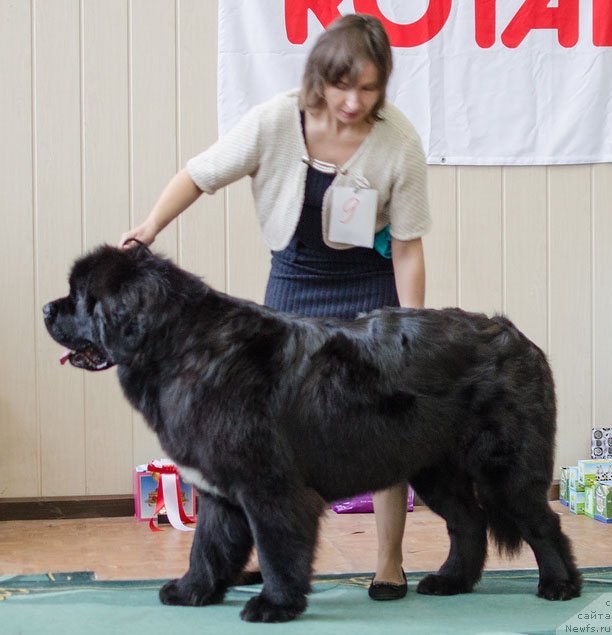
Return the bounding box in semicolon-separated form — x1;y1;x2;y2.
43;244;581;622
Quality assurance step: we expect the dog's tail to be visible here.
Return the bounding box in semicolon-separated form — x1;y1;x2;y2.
483;504;523;557
468;436;529;558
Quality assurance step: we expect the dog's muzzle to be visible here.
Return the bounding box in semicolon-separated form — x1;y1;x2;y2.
43;302;116;372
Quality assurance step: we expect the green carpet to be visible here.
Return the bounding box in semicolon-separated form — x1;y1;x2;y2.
1;569;611;635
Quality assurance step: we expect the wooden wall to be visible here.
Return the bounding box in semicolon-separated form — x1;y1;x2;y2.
1;0;611;497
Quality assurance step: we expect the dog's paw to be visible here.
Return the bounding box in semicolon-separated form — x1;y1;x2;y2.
537;577;582;601
240;594;306;623
416;574;472;596
159;579;224;607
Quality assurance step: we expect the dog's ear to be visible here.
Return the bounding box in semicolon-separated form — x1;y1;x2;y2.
94;294;150;364
93;263;168;364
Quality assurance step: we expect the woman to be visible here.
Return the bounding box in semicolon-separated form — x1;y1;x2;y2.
120;14;431;600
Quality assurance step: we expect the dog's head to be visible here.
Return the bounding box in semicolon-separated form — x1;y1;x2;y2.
43;243;172;370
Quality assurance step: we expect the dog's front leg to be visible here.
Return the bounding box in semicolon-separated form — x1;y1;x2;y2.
159;493;253;607
238;488;324;623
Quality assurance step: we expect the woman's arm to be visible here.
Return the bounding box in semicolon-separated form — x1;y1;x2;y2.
391;237;425;308
119;168;202;247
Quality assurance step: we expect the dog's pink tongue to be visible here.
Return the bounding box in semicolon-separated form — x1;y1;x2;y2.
59;350;73;365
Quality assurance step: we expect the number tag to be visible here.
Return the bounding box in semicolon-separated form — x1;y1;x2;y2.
328;186;378;248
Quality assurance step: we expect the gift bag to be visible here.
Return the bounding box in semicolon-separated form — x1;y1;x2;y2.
134;459;196;531
331;487;415;514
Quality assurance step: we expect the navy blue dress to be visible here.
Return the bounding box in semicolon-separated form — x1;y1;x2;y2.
264;114;399;320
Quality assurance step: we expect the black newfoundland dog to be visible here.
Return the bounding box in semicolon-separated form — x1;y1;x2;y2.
43;244;581;622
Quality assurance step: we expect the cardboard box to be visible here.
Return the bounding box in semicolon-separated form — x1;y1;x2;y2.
591;427;612;459
134;466;196;522
584;484;595;518
559;467;569;506
568;488;585;515
568;466;582;492
577;459;612;487
594;480;612;524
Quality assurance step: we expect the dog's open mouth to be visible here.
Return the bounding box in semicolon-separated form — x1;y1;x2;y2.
59;345;114;371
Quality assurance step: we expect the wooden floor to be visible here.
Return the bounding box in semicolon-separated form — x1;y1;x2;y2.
0;502;609;581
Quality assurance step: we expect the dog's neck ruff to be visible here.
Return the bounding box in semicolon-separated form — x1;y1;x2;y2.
176;464;224;498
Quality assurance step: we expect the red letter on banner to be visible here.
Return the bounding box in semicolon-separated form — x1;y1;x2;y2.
593;0;612;46
285;0;342;45
353;0;452;47
501;0;579;48
475;0;496;48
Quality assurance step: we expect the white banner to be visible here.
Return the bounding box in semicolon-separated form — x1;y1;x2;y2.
218;0;612;165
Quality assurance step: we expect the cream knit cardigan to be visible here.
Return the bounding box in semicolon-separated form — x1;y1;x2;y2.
187;89;431;251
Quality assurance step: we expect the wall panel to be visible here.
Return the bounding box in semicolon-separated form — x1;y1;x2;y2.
0;1;38;496
458;167;503;314
592;164;612;431
82;0;133;494
504;166;548;351
424;165;457;309
226;180;270;303
130;0;177;465
177;0;226;291
130;0;178;259
34;0;86;496
548;166;592;469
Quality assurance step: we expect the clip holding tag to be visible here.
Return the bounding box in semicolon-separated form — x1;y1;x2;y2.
340;170;369;192
352;174;370;190
302;155;338;175
302;156;370;189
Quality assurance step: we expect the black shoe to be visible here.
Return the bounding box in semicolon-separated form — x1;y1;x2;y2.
368;570;408;601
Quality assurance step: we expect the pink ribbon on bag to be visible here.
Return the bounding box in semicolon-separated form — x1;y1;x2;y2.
147;462;195;532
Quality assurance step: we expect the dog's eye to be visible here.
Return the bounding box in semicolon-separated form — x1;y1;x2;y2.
86;293;97;313
65;295;76;312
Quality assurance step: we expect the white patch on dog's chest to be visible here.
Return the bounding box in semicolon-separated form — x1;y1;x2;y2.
176;464;223;498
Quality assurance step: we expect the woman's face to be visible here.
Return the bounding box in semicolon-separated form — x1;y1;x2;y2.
322;60;381;127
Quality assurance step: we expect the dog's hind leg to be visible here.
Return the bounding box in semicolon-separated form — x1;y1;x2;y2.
480;481;581;601
159;493;253;607
521;509;581;600
410;466;488;596
238;487;324;623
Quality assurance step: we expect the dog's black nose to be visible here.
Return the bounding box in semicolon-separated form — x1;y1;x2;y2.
43;302;57;321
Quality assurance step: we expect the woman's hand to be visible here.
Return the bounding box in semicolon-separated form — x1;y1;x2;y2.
119;220;158;248
119;168;203;249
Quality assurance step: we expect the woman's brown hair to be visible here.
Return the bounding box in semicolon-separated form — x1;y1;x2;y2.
300;14;393;120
